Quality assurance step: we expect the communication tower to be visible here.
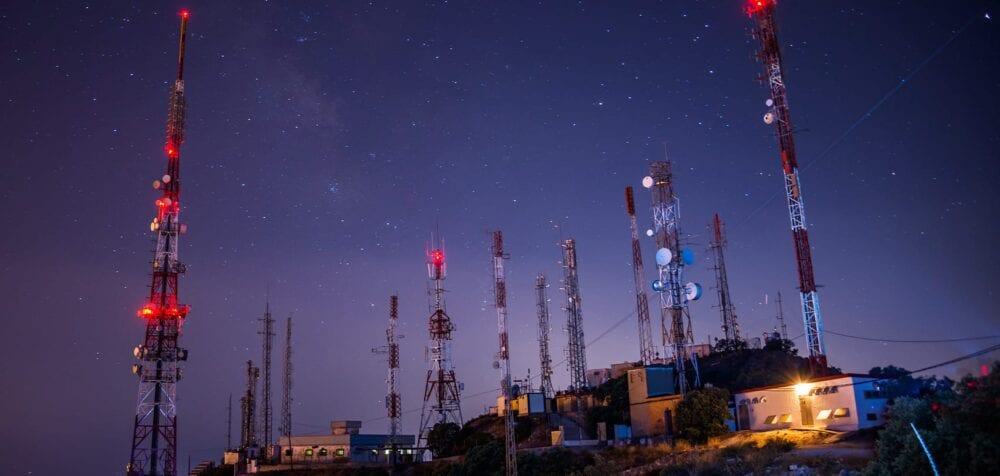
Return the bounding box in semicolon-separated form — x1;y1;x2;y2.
644;161;703;394
372;295;403;466
746;0;828;372
535;274;555;398
258;302;275;451
127;11;191;476
418;239;463;446
709;213;742;344
491;231;518;476
240;361;260;451
625;186;656;365
280;316;294;468
560;239;588;391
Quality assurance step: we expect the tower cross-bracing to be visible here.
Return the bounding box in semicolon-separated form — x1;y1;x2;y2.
560;239;588;391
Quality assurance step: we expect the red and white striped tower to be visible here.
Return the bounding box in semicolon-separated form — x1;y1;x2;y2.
491;231;518;476
128;11;191;476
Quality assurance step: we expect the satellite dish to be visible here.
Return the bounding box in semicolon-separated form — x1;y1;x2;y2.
153;180;161;189
655;248;673;266
493;360;500;369
681;248;695;265
641;176;654;189
162;174;171;183
763;112;775;125
651;280;666;292
684;282;703;301
765;98;774;107
645;229;654;237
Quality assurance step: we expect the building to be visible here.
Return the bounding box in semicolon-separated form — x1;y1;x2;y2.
627;366;682;439
610;361;641;379
496;392;549;417
733;374;889;432
586;368;612;388
277;420;416;465
554;390;598;413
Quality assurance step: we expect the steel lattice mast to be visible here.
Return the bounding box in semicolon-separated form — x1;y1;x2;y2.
560;239;588;391
626;186;656;365
128;11;191;476
240;361;259;451
746;0;827;372
491;231;518;476
709;213;741;344
258;302;275;451
418;241;463;447
372;295;402;465
648;161;698;394
775;292;788;340
535;274;554;398
279;316;293;466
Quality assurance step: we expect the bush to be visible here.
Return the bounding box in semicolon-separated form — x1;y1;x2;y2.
674;387;731;444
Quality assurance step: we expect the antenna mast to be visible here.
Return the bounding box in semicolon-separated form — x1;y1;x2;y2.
491;231;518;476
775;292;788;340
128;11;191;476
258;301;275;453
418;238;463;447
240;361;260;451
626;186;656;365
746;0;827;373
373;296;402;466
561;239;589;391
280;316;293;468
535;274;554;398
709;213;742;344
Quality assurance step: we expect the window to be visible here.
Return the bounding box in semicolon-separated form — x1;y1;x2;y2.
284;449;292;456
816;409;832;420
833;408;850;418
319;448;329;456
336;448;345;457
864;389;886;399
780;414;793;423
305;449;314;457
764;415;778;424
866;413;878;421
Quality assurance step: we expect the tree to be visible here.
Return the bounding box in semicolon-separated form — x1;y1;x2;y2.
674;387;731;444
868;365;953;400
762;337;797;355
714;338;748;354
866;362;1000;476
426;422;461;457
586;375;630;436
461;439;504;476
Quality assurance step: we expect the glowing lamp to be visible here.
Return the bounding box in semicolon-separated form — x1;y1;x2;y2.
794;382;811;396
430;249;445;265
180;10;190;18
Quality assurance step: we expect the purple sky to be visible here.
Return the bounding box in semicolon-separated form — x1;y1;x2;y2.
2;1;998;474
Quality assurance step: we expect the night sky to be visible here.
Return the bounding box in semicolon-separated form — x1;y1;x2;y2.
2;1;998;474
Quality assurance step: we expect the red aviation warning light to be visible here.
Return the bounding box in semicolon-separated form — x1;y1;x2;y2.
746;0;774;15
180;9;190;19
430;249;445;265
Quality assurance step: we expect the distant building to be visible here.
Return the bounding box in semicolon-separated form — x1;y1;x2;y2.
276;420;416;464
586;368;612;388
554;390;598;413
496;392;550;417
627;366;682;439
733;374;889;432
610;361;641;379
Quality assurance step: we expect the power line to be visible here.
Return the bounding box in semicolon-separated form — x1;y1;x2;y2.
825;329;1000;344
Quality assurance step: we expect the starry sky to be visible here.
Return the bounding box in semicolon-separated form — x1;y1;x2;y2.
2;1;998;474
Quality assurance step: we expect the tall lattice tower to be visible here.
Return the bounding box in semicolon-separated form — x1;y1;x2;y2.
646;161;703;394
709;213;741;344
127;11;191;476
746;0;827;373
491;231;518;476
240;361;260;451
560;239;588;391
418;241;463;446
279;317;293;459
258;302;275;451
625;186;656;365
534;274;554;398
372;295;402;465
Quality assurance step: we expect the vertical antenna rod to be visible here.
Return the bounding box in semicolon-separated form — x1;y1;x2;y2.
535;274;555;399
258;301;275;454
746;0;827;373
491;231;518;476
226;394;232;451
625;186;656;365
561;239;589;391
709;213;741;344
128;11;191;476
775;292;788;340
418;238;464;448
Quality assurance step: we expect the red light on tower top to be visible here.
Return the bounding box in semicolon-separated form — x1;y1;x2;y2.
180;10;190;19
430;249;445;266
746;0;774;15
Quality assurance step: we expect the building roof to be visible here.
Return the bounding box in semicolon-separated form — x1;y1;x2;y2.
734;373;882;394
285;433;415;447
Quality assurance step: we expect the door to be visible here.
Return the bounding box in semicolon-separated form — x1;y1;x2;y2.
664;409;674;437
737;403;750;430
799;397;813;426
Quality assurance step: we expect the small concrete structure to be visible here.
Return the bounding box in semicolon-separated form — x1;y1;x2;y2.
496;392;549;417
627;366;682;439
276;420;416;464
554;391;597;413
733;374;889;432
